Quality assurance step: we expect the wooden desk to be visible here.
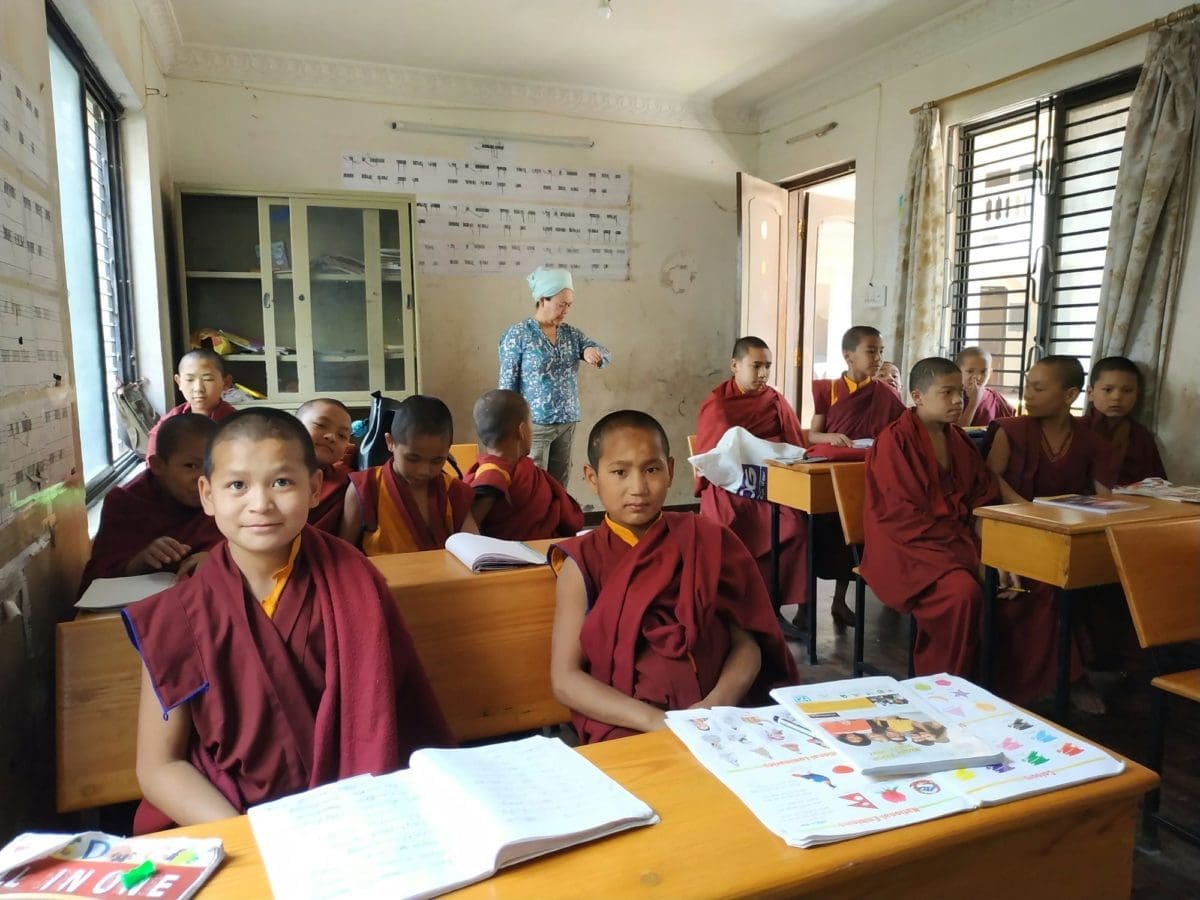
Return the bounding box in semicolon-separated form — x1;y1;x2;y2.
764;460;840;664
975;498;1200;720
371;540;567;741
162;728;1157;899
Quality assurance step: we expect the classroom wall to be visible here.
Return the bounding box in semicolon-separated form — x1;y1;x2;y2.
758;0;1199;483
163;81;755;508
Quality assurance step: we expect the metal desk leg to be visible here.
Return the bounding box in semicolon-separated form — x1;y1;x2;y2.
1054;589;1074;724
981;566;997;689
807;514;818;665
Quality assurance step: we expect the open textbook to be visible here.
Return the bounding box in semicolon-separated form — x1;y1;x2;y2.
1031;494;1148;514
0;831;223;899
248;735;657;900
444;532;547;572
770;675;1003;775
669;675;1124;848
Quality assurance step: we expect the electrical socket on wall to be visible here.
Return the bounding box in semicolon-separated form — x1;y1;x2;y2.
863;283;887;308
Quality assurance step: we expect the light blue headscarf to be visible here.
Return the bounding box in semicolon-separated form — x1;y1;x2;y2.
527;266;573;302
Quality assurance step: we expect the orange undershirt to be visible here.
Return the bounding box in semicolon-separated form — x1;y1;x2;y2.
260;535;302;619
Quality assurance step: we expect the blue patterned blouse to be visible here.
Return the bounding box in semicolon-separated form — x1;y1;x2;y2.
498;318;611;425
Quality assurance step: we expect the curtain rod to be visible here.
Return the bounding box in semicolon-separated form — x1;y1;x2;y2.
909;2;1199;114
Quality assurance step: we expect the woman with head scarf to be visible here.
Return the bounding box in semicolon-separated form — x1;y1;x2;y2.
497;267;611;486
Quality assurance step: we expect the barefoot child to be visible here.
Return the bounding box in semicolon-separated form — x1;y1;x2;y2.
341;395;478;554
466;389;583;539
549;410;798;744
124;408;451;831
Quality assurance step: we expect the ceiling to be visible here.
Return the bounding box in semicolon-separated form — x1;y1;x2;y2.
140;0;985;129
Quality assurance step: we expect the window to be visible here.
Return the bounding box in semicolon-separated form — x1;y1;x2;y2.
47;7;137;498
945;69;1139;407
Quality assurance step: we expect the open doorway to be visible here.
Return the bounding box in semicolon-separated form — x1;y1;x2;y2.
794;173;856;427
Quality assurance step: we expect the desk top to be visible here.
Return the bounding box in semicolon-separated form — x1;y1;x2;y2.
161;729;1156;899
367;539;556;587
765;459;837;474
974;496;1200;534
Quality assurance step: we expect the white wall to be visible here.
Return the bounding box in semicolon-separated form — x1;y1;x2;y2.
759;0;1198;482
165;80;756;507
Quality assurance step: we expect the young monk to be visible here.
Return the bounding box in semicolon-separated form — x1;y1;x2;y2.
466;389;583;539
694;337;808;632
124;409;451;832
78;414;221;595
808;326;905;626
341;394;478;554
956;347;1014;427
1085;356;1167;484
549;410;799;744
861;358;1000;677
809;326;906;445
296;398;354;534
877;361;902;392
985;355;1117;711
146;349;237;459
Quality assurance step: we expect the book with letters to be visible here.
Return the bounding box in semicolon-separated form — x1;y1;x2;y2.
248;735;658;900
0;831;223;898
74;572;178;611
1113;477;1200;504
444;533;547;572
1031;494;1148;514
669;675;1123;848
770;675;1003;776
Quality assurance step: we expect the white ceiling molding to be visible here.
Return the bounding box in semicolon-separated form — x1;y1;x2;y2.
755;0;1070;133
132;0;183;73
157;39;756;133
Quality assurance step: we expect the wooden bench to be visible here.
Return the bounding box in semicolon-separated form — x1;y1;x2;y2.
56;540;566;812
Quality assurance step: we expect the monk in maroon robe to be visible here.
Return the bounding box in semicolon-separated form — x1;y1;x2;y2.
957;347;1014;426
1085;356;1167;485
126;409;452;832
985;357;1118;708
146;349;238;459
861;361;999;677
297;399;356;534
466;390;583;540
551;411;799;745
695;338;808;617
79;415;221;596
340;395;477;554
554;512;799;743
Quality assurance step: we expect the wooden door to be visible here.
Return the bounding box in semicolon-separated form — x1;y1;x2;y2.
737;173;790;393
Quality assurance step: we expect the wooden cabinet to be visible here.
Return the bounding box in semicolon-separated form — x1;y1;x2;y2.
174;187;418;406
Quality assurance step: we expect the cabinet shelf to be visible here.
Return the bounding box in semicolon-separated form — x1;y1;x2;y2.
186;270;262;279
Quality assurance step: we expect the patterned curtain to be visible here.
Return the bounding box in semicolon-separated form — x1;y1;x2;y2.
1093;20;1200;423
894;106;946;374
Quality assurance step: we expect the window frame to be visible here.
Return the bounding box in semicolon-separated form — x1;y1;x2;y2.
47;3;139;501
945;67;1140;404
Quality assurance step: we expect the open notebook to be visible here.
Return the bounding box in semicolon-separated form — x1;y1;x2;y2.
444;533;547;572
248;735;657;900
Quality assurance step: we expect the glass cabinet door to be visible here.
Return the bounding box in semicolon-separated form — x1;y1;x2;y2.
378;207;416;393
257;198;300;398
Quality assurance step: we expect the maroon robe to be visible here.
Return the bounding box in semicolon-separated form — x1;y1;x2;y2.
695;378;808;608
78;470;223;596
122;525;452;833
146;400;237;459
1084;408;1167;485
349;462;473;554
861;410;1000;676
985;416;1118;704
309;461;351;534
969;387;1015;426
466;453;583;540
552;512;799;744
812;376;906;440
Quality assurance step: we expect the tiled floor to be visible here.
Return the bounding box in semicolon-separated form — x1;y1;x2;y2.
786;584;1200;899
